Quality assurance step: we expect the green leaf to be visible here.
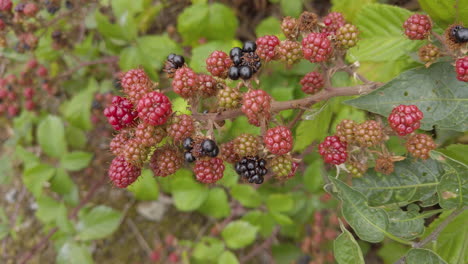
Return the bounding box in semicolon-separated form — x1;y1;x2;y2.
204;3;238;41
218;251;239;264
111;0;144;18
171;98;192;115
334;221;365;264
270;212;294;226
352;158;444;206
60;152;93;171
65;126;87;149
332;0;376;22
62;78;97;131
431;151;468;209
221;220;258;249
242;210;276;237
255;16;282;37
127;169;159;201
348;4;420;81
293;103;333;152
23;163;56;198
57;242;93;264
406;248;448;264
280;0;302;17
303;160;324;192
198;188;230;218
192;237;225;262
377;240;410;264
346;62;468;131
231;185;262;208
330;177;388;243
419;0;468;28
171;170;208;211
36;196;62;224
438;144;468;165
37;115;67;158
95;11;129;43
218;163;239;188
266;194;294;213
271;243;302;264
387;209;425;240
50;168;79;205
76;206;122;241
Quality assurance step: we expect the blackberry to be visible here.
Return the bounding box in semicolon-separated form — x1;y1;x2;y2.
418;44;439;64
194;158;225;184
405;133;436;160
256;35;280;62
228;66;240;80
235;156;267;184
353;120;383;147
230;47;243;58
217;85;241;109
345;161;367;178
150;146;183;177
243;41;257;52
220;141;240;164
375;156;394;175
239;66;253;80
318;136;347;165
281;16;299;40
263;126;293;155
299;11;319;33
168;114;195;143
455;56;468;82
164;53;185;78
276;40;302;66
335;24;359;49
183;137;194;150
388;104;424;136
322;12;345;35
192;138;219;158
240;52;261;74
452;26;468;43
108;156;141;188
134;122;166;147
403;14;432;40
206;50;232;78
184;151;196;163
335;119;356;143
233;134;259;157
270;155;293;178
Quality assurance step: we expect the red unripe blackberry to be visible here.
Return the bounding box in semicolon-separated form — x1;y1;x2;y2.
197;74;218;97
388;104;424;136
0;19;5;31
194;158;225;184
120;68;150;90
0;104;5;115
256;35;280;62
122;138;150;166
318;136;347;165
206;50;232;78
300;71;324;94
23;3;38;17
302;33;333;63
418;44;439;64
233;133;259;157
455;56;468;82
23;87;34;99
403;14;432;40
150;146;183;177
26;59;38;70
24;100;35;111
108;156;142;188
264;126;293;155
335;24;359;49
322;12;345;35
172;67;199;98
0;88;7;98
0;0;12;12
276;40;302;66
167;114;195;143
335;119;356;143
135;122;166;147
353;120;383;147
405;133;436;160
7;91;16;101
110;130;132;156
8;104;19;117
36;65;48;77
220;141;240;164
103;96;138;130
137;91;172;126
241;89;272;126
281;16;299;40
270;155;293;178
217;85;241;109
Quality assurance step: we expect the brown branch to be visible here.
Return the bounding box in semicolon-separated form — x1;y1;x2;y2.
18;227;58;264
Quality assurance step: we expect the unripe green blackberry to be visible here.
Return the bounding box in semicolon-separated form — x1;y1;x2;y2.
418;44;439;64
335;119;356;144
270;155;293;178
276;40;302;66
217;85;241;109
345;161;367;178
220;141;241;164
353;120;383;147
233;134;259;157
335;24;359;49
122;138;150;167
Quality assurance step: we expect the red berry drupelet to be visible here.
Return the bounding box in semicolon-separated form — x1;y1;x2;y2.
318;136;347;165
256;35;280;62
403;14;432;40
103;96;138;130
108;156;142;188
405;133;436;160
388;105;424;136
264;126;293;155
322;12;345;35
241;89;272;126
302;33;333;63
172;67;198;98
137;91;172;126
167;114;195;142
135;122;166;147
197;74;218;97
455;57;468;82
120;69;152;103
150;146;183;177
194;158;225;184
206;50;232;78
300;71;324;94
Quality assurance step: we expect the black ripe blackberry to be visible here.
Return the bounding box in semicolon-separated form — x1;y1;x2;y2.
239;66;253;80
230;47;243;59
452;26;468;43
164;53;185;78
201;139;219;157
184;151;196;163
235;156;268;184
240;52;261;74
227;43;261;80
232;55;242;66
228;66;240;80
243;41;257;52
183;137;194;150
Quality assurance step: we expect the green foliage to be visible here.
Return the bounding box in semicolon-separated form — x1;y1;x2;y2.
332;0;376;21
198;188;231;218
171;169;208;211
128;169;160;201
222;220;258;249
231;185;262;208
60;152;93;171
76;206;122;241
57;242;94;264
37;115;67;158
406;248;447;264
334;221;365;264
419;0;468;28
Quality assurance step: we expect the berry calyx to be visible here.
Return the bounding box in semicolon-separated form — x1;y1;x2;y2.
455;56;468;82
108;156;142;188
318;136;347;165
388;104;424;136
137;91;172;126
300;71;324;94
403;14;432;40
302;33;333;63
206;50;232;78
418;44;439;64
264;126;293;155
150;146;183;177
194;158;225;183
241;89;272;126
353;120;383;147
167;114;195;143
256;35;280;62
335;24;359;49
172;67;199;98
233;133;260;157
322;12;345;35
235;156;267;184
335;119;356;144
405;133;436;160
375;156;395;175
103;96;138;130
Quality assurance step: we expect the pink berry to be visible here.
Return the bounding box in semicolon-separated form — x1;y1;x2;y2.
318;136;347;165
388;104;424;136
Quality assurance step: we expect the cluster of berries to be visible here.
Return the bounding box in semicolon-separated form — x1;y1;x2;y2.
402;14;467;81
227;41;261;80
0;59;52;117
319;104;435;176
